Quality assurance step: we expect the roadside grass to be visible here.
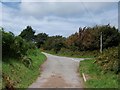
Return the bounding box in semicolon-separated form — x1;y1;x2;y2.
2;49;46;88
79;59;118;88
44;50;95;58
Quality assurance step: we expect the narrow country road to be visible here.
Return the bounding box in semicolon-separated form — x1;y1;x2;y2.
29;52;86;88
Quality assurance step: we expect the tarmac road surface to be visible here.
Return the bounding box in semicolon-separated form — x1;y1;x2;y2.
29;52;86;88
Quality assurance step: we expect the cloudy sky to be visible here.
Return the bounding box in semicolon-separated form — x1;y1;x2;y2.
1;0;119;37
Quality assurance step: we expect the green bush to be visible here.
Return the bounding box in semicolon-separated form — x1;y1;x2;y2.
11;36;29;57
96;47;119;74
21;56;32;68
2;30;15;58
2;30;36;61
2;49;46;88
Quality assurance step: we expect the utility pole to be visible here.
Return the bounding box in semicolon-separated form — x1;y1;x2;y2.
100;32;102;53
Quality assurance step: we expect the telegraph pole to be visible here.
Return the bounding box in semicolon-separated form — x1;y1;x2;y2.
100;32;102;53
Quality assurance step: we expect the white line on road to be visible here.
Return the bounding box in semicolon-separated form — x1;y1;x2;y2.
71;58;84;62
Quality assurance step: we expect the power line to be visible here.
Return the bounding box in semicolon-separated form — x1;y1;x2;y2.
80;1;103;53
81;1;97;25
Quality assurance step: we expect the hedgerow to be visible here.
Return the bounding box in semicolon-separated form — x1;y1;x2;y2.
96;46;119;74
2;29;36;65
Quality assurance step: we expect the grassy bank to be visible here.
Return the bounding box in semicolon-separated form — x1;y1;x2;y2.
2;49;46;88
79;59;118;88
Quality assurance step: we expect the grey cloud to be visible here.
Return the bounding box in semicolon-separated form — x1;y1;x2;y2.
2;2;118;37
20;2;116;18
21;0;119;2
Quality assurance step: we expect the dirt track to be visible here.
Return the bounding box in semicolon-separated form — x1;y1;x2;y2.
29;52;85;88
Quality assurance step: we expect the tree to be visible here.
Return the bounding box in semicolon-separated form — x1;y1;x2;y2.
100;25;120;49
35;33;48;48
43;35;66;53
53;36;66;53
2;29;36;60
66;24;120;51
19;26;35;42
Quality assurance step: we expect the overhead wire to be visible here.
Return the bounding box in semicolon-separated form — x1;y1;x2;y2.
80;1;97;26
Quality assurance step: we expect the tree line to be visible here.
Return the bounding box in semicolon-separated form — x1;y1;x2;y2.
16;24;120;53
2;24;120;58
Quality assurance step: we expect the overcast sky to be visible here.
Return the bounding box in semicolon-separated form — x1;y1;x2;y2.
1;0;119;37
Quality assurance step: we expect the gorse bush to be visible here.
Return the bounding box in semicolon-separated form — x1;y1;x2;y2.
2;30;15;58
96;46;119;74
11;36;29;57
2;29;36;61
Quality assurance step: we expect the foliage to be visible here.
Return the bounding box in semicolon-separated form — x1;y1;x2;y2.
2;30;36;61
65;24;120;51
2;28;46;89
34;33;48;48
96;46;119;74
101;25;120;48
21;56;32;68
79;59;118;88
19;26;35;42
118;44;120;73
11;36;29;57
2;49;46;88
2;30;15;58
43;35;66;53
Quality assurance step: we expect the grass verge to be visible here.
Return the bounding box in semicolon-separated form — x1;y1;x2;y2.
2;49;46;88
79;59;118;88
44;50;95;58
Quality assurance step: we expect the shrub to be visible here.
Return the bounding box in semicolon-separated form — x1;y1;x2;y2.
2;30;36;61
21;56;32;68
96;47;119;74
2;30;15;58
